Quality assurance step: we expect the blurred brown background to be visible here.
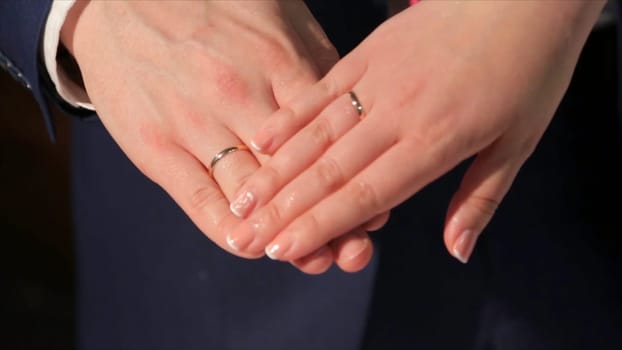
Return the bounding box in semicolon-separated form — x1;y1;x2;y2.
0;70;74;348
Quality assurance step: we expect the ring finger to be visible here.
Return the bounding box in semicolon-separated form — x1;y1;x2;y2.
228;91;365;219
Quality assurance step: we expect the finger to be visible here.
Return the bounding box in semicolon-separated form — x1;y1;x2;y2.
290;229;372;274
179;120;259;204
251;47;369;154
144;142;263;259
443;140;526;264
270;49;323;107
229;93;363;218
227;108;393;256
262;138;461;261
330;230;374;273
289;245;334;275
269;2;335;107
180;93;279;201
200;141;258;201
296;210;384;275
363;211;390;232
283;0;340;76
181;119;274;252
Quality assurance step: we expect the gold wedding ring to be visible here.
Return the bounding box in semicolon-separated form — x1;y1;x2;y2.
209;144;249;175
349;91;364;117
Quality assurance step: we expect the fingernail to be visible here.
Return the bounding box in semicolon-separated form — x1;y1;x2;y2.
265;244;280;260
265;238;291;261
250;140;262;152
452;229;479;264
226;222;258;252
342;237;369;261
226;234;241;251
230;191;255;218
252;128;273;153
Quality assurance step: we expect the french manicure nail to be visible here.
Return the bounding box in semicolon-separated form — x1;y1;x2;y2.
452;229;479;264
230;191;255;218
342;238;369;261
226;222;257;252
265;238;292;261
265;244;280;260
250;140;262;152
226;234;241;251
252;128;274;153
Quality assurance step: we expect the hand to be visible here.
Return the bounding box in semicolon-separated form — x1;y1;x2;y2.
226;0;606;266
61;0;377;272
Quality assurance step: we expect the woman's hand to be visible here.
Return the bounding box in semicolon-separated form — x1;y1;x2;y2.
61;0;375;271
225;0;606;267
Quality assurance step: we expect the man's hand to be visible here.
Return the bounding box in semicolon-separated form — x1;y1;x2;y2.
60;0;375;270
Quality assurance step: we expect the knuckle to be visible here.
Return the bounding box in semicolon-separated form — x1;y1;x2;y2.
259;202;284;230
468;194;499;217
188;185;221;214
316;75;341;101
279;106;302;137
349;180;381;214
229;171;253;196
277;106;296;125
185;44;250;103
314;157;344;193
212;65;249;103
293;214;321;244
138;123;168;151
257;36;292;69
213;213;232;238
401;133;433;154
305;118;333;148
134;127;173;179
246;164;282;200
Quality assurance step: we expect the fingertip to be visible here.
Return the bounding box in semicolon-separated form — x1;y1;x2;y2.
250;132;273;155
251;107;295;154
290;246;334;275
363;211;390;232
450;229;480;264
229;190;256;218
443;206;480;264
249;139;263;153
443;207;462;256
333;233;374;273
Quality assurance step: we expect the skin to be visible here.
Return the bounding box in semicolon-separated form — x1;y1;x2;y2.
226;0;607;269
60;0;384;274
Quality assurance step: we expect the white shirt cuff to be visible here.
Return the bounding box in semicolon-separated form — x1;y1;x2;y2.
43;0;95;111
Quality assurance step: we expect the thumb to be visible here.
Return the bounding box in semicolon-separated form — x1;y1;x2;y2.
284;1;339;76
270;2;339;106
443;141;527;263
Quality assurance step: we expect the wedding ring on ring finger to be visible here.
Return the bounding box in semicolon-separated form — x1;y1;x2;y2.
209;144;250;176
349;91;364;118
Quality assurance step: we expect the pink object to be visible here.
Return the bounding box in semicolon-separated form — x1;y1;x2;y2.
410;0;419;4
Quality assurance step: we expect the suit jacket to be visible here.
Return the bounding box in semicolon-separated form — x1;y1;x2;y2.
1;1;621;349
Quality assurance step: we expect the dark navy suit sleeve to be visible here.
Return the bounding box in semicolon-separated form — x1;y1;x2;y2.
0;0;93;140
0;0;55;137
